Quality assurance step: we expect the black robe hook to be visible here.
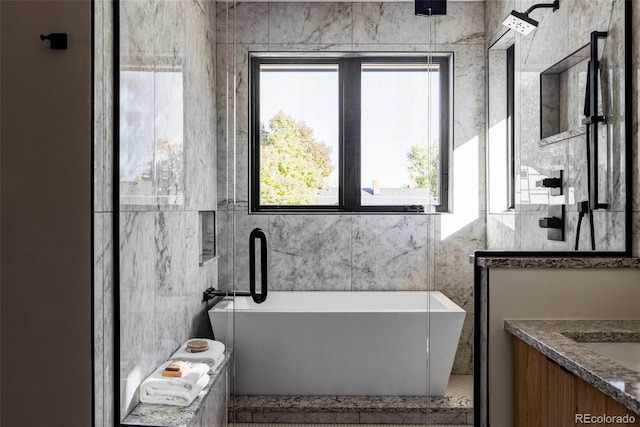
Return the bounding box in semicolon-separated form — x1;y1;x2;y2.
40;33;67;50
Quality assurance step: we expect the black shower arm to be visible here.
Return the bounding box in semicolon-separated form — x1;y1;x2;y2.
525;0;559;15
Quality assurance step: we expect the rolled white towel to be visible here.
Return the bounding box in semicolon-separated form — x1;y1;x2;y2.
139;361;210;407
171;339;225;367
140;372;209;407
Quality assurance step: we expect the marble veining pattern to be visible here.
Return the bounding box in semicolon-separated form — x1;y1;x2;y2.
505;320;640;414
475;256;640;269
269;3;352;45
486;0;629;252
216;2;487;376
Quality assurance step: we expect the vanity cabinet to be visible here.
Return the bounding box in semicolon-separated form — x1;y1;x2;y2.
513;337;640;426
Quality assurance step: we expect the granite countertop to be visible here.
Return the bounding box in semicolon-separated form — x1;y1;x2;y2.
475;257;640;269
123;355;228;427
505;320;640;414
233;393;472;414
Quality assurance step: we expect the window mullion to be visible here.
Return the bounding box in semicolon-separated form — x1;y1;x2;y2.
343;58;361;212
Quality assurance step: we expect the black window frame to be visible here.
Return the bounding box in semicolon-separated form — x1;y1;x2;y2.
506;44;516;210
249;52;451;214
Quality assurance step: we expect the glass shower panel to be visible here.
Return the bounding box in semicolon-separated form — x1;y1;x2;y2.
117;0;225;423
217;10;449;426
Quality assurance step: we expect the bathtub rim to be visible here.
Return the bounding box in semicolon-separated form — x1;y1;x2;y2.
208;290;465;314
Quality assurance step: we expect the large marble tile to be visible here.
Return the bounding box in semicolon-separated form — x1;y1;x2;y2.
93;213;105;427
120;212;156;311
155;295;189;362
215;206;232;288
185;294;215;339
216;2;268;44
486;213;504;249
94;0;114;214
102;213;115;427
154;0;185;57
269;2;352;45
485;0;515;45
633;212;640;258
352;215;428;291
155;211;199;297
353;2;436;45
435;1;484;45
184;0;217;210
567;134;589;204
449;44;486;213
516;211;568;251
567;0;619;55
120;0;155;57
452;313;474;375
119;212;157;417
268;43;353;52
216;43;268;205
268;215;352;291
591;210;626;252
434;216;484;297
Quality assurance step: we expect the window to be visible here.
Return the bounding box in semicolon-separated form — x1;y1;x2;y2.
250;54;451;213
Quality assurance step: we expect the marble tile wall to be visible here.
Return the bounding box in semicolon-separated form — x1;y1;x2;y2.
216;2;487;375
485;0;629;252
94;1;114;425
94;0;219;423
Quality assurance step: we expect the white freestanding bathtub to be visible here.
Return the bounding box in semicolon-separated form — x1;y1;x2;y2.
208;291;465;396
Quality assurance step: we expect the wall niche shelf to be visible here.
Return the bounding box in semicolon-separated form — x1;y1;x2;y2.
539;43;590;144
539;125;586;146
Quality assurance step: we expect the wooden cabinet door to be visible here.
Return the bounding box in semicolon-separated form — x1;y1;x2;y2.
513;336;640;427
547;357;576;426
513;337;548;426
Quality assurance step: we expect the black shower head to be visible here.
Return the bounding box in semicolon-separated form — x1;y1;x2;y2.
502;10;538;35
502;0;559;35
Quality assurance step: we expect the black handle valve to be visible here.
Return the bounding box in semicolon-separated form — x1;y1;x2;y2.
535;177;561;188
539;216;563;229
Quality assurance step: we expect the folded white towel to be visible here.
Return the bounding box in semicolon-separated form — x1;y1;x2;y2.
139;361;210;407
140;372;209;407
171;339;225;367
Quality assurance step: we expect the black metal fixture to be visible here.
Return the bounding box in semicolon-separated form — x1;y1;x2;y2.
582;31;608;211
202;287;251;302
502;0;559;35
535;170;563;196
203;228;269;304
415;0;446;16
249;228;268;304
539;205;565;241
40;33;68;50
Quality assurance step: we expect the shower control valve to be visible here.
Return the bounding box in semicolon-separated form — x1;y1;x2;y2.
538;216;562;229
535;177;561;188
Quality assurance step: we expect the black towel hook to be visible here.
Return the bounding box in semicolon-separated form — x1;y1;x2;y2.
40;33;67;50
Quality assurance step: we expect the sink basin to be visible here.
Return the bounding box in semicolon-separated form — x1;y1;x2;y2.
581;342;640;372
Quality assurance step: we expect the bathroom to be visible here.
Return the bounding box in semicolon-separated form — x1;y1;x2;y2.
0;0;638;426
